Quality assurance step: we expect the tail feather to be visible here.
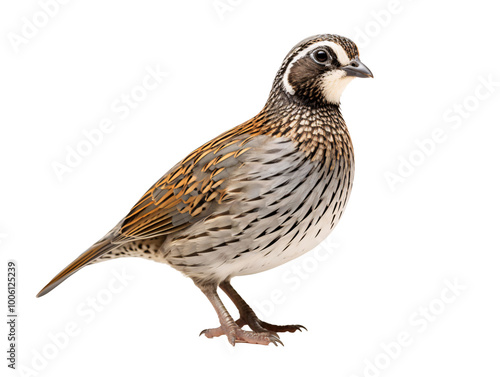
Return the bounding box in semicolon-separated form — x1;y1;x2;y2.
37;239;116;298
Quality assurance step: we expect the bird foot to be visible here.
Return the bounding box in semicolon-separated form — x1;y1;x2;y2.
200;321;282;346
199;317;306;346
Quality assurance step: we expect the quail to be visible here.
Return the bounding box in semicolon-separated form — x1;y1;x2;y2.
38;34;372;346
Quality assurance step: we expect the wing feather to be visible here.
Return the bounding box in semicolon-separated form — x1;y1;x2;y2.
113;132;254;243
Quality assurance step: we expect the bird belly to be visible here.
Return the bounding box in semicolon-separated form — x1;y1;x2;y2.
230;165;353;277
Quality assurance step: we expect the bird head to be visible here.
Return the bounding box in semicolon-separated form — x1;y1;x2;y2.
272;34;372;107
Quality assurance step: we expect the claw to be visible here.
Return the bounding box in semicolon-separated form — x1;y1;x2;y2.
295;325;307;332
270;335;284;346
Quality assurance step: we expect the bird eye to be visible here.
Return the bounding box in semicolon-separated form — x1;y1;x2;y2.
312;49;331;65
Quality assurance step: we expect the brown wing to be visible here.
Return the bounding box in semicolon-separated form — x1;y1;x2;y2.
113;131;255;243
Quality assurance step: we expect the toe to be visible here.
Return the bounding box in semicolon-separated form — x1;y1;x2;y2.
234;329;284;346
259;321;307;333
199;326;225;338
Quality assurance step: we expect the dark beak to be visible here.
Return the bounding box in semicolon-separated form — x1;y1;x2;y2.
341;56;373;78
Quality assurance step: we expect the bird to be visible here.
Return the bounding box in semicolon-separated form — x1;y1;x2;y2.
37;34;372;346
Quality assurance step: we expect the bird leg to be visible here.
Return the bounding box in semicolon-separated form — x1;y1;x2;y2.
220;280;307;334
198;283;282;346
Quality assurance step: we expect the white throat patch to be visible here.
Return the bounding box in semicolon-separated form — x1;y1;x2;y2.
282;41;353;104
321;71;354;104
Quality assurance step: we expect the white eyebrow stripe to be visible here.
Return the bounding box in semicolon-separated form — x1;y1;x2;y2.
283;41;351;95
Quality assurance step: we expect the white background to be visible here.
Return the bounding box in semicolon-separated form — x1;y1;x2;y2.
1;0;499;376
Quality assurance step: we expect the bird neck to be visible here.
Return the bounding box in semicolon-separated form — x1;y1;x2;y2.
254;94;352;162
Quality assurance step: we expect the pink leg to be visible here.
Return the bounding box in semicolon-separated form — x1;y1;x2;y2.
198;283;282;346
